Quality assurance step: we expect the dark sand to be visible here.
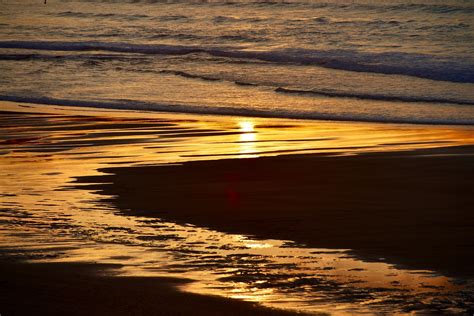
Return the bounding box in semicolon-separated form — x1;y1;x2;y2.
0;261;313;316
80;146;474;278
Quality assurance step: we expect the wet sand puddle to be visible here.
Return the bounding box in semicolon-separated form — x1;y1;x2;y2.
1;104;474;315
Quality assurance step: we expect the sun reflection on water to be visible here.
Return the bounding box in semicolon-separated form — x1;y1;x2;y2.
239;121;255;133
238;120;258;156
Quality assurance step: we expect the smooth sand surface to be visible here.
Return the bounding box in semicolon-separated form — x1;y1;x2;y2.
80;146;474;278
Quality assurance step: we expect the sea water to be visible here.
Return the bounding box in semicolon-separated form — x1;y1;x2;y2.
1;0;474;124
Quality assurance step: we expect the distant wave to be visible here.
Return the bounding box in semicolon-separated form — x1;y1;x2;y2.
1;40;473;83
161;69;473;105
69;0;474;14
0;40;205;55
1;95;472;126
159;70;220;81
275;87;474;106
54;10;190;21
377;3;474;14
54;11;151;20
0;53;134;61
156;69;474;105
2;52;472;106
1;53;471;105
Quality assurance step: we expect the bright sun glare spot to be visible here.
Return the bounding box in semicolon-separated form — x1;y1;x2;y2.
229;288;274;302
245;242;273;249
239;121;254;133
240;132;256;143
238;120;258;155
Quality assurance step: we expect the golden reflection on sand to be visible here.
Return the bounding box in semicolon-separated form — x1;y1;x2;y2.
238;120;258;156
239;121;255;133
1;102;474;315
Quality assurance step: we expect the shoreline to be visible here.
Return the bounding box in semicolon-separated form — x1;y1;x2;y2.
2;96;474;126
1;103;474;314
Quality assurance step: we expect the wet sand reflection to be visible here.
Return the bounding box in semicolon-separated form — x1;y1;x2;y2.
1;102;474;314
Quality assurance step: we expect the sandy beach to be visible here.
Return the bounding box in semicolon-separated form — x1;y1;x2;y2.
80;145;474;278
1;102;474;315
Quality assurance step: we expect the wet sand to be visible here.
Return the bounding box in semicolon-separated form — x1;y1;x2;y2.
80;146;474;278
2;103;474;314
0;260;311;316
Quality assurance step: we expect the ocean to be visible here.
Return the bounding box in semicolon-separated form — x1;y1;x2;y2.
1;0;474;124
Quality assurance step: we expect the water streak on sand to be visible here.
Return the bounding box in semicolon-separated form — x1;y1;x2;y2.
1;104;474;314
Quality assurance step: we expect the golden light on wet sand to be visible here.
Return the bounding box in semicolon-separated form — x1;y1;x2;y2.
238;120;257;156
1;103;474;315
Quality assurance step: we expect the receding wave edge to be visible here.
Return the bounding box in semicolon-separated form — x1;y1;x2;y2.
1;95;473;126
